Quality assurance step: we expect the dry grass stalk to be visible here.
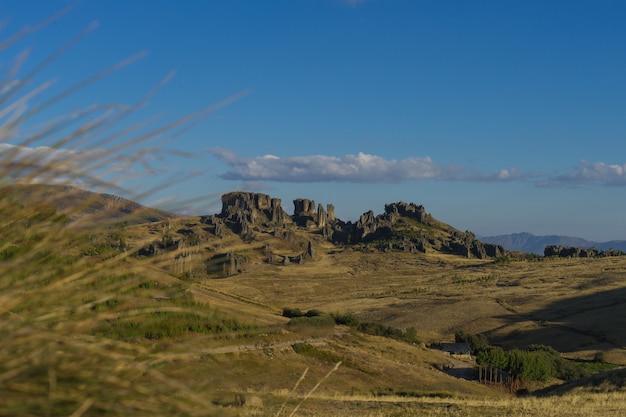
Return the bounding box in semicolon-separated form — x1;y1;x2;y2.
0;11;237;417
275;367;309;417
287;362;341;417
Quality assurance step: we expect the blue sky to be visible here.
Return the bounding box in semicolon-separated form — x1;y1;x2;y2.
2;0;626;241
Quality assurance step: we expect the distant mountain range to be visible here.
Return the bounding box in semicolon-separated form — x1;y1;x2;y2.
478;232;626;255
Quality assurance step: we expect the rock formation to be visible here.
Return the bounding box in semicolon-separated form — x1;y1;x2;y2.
327;204;335;222
292;198;336;229
356;210;377;239
293;198;316;217
218;192;289;233
214;191;508;260
316;203;327;228
544;245;624;258
447;231;504;259
385;201;428;223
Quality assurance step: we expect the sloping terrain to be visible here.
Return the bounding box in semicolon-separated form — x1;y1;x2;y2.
3;186;626;416
1;183;174;226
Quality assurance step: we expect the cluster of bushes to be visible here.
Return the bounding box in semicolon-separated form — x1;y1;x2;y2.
283;308;419;344
92;284;256;340
67;230;128;259
455;331;613;383
356;321;419;344
454;330;490;351
98;308;255;340
96;311;249;340
476;345;555;382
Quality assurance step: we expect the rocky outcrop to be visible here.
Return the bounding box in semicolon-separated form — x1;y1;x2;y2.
356;210;378;239
200;215;226;238
327;204;335;222
293;198;316;217
265;239;315;266
292;198;335;229
350;202;433;242
214;219;225;238
292;198;316;228
216;192;507;260
447;231;505;259
219;192;289;233
316;204;327;228
384;201;428;223
205;251;249;276
544;245;624;258
340;203;505;259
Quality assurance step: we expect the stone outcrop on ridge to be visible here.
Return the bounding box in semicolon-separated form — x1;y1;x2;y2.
219;192;289;234
348;201;504;259
213;192;506;260
544;245;625;258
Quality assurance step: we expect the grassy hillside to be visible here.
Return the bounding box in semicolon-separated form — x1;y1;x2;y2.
121;211;626;364
1;183;174;226
4;188;626;416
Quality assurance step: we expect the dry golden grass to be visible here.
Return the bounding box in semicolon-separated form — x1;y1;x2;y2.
115;211;626;415
198;245;626;363
238;391;626;417
0;13;240;416
3;10;626;417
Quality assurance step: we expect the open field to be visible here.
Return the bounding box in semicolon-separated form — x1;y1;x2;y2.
196;243;626;364
2;195;626;416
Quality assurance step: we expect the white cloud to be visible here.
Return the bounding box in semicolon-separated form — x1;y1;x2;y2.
209;148;525;184
539;160;626;187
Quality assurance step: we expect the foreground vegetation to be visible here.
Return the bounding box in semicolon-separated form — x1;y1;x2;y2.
2;11;625;417
3;186;626;416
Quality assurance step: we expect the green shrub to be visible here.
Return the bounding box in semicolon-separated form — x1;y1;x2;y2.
359;322;404;341
331;312;361;327
288;314;336;328
455;330;490;352
97;310;254;340
0;245;22;260
282;307;304;318
305;309;324;317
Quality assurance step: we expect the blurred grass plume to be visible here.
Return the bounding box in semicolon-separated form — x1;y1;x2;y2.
0;9;239;416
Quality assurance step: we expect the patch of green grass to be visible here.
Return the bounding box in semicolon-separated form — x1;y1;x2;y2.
0;244;22;260
98;310;254;340
288;313;336;328
571;360;619;375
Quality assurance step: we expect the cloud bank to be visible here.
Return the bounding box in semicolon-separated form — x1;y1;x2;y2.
211;149;626;188
540;160;626;187
209;148;524;184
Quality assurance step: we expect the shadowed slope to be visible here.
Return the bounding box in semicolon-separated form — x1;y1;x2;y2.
1;183;175;226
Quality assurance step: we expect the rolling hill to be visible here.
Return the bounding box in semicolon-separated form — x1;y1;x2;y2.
479;232;626;255
3;186;626;416
0;183;175;226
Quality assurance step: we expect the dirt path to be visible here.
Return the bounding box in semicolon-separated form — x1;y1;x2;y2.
149;336;324;363
443;356;477;380
431;351;477;381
